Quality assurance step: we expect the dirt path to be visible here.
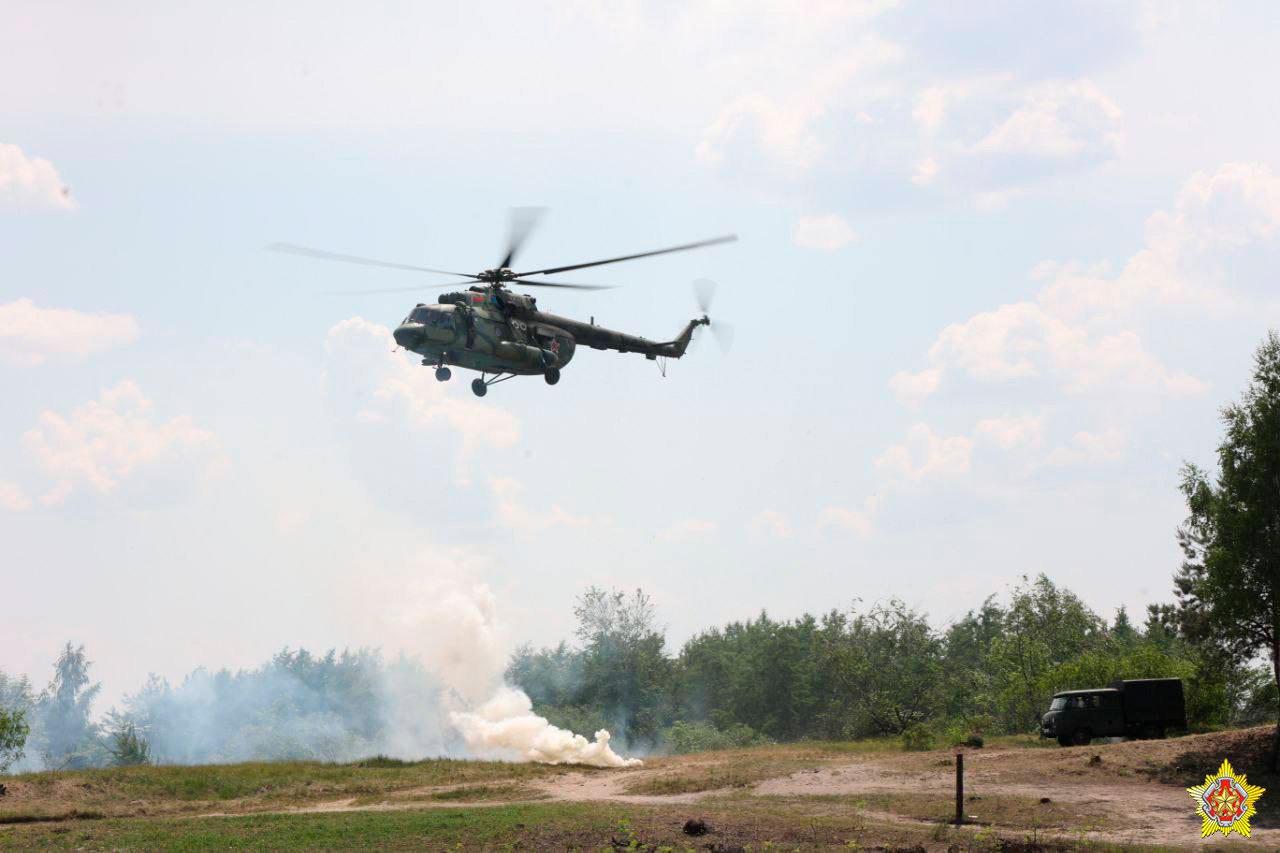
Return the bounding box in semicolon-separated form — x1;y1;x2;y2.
252;746;1277;849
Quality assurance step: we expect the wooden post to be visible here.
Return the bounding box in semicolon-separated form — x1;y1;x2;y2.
954;752;964;825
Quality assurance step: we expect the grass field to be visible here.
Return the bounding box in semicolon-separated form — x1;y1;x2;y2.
3;728;1276;850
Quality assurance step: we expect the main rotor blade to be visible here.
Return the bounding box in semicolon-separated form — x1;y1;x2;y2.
267;243;477;278
320;282;468;295
509;279;616;291
500;207;547;269
514;234;737;278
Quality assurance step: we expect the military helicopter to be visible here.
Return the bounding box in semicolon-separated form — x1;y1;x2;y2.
269;210;735;396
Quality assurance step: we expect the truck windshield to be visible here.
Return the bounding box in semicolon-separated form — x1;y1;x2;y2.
1050;697;1067;711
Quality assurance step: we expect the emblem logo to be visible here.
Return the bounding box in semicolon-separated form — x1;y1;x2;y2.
1187;758;1265;838
549;338;560;354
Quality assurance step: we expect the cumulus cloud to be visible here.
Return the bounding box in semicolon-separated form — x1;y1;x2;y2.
656;519;716;543
324;317;519;454
697;93;825;173
926;301;1203;394
750;509;792;539
974;414;1045;450
818;504;874;536
490;476;591;532
1043;428;1125;467
971;80;1121;161
911;156;939;186
0;299;139;367
793;213;857;250
876;424;972;480
695;36;903;184
889;367;942;406
0;480;32;512
0;144;76;210
890;164;1280;403
18;381;218;508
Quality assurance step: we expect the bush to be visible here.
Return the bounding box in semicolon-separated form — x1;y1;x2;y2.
942;714;995;747
106;719;151;767
900;722;936;751
663;720;771;754
0;707;29;772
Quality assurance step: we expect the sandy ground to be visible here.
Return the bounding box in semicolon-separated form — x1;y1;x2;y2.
256;730;1279;848
6;729;1278;848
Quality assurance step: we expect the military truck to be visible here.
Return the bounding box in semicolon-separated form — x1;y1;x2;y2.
1040;678;1187;746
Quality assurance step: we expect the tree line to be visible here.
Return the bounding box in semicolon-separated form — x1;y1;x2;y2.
3;333;1280;769
506;578;1273;752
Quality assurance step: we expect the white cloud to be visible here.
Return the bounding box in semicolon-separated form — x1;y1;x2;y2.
697;94;825;173
793;214;857;250
1043;428;1125;467
972;80;1121;160
750;509;792;539
657;519;716;543
0;143;76;210
876;424;973;480
324;317;519;455
911;157;939;186
20;381;219;507
927;301;1203;395
889;367;942;406
0;299;139;367
912;86;952;133
818;504;873;536
897;163;1280;403
975;414;1045;450
490;476;591;532
0;480;32;512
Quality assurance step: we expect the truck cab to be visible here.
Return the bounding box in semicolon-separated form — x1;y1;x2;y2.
1041;689;1124;746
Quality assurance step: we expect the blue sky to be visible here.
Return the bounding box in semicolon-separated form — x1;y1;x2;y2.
4;0;1280;706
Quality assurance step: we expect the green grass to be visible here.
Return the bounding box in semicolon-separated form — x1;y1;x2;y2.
0;803;618;851
0;757;580;824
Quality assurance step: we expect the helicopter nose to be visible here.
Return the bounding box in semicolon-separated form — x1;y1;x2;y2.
393;324;416;348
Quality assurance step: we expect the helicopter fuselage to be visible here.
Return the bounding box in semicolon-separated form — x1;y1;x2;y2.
391;286;706;379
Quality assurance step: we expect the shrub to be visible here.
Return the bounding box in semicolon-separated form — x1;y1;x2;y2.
663;720;771;754
900;722;936;751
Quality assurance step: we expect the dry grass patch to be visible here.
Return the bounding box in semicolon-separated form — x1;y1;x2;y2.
622;744;852;796
0;757;584;822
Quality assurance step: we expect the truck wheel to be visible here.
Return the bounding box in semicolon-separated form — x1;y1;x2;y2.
1071;729;1092;746
1057;736;1072;748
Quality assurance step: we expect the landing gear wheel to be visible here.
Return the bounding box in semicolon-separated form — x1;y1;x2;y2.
544;368;560;386
1057;736;1072;748
471;378;487;397
1071;729;1092;746
435;367;451;382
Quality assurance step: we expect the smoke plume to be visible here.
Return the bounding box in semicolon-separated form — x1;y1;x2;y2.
450;686;641;768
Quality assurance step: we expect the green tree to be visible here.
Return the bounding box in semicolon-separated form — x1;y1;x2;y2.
1177;331;1280;767
104;711;152;766
33;643;104;769
570;587;671;745
0;707;28;773
827;600;943;735
987;575;1104;731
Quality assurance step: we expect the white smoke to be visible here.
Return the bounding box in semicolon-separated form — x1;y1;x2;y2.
450;686;641;768
343;560;641;768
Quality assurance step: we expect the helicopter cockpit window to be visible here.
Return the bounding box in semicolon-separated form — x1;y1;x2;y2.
409;306;432;324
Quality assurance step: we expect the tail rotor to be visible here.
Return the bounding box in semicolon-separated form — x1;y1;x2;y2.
691;278;735;354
